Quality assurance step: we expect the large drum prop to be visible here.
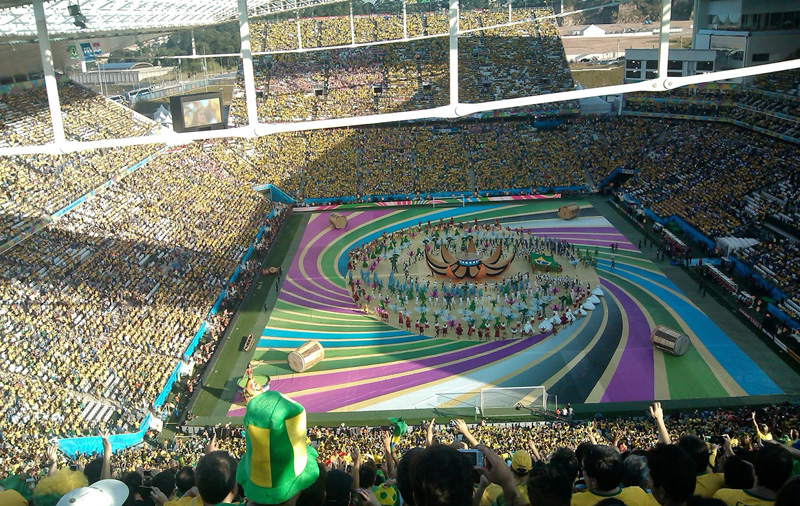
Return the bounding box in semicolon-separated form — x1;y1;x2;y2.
287;340;325;372
329;213;348;230
558;203;581;221
650;325;690;356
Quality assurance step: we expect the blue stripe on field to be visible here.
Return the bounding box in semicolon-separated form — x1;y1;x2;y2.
257;333;431;348
596;259;782;395
262;327;410;338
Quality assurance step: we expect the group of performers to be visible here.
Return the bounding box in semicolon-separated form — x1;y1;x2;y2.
345;218;601;341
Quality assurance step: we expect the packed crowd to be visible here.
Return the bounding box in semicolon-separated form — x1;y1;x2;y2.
753;51;800;95
466;121;585;192
623;84;800;142
3;396;800;506
0;82;159;245
458;10;573;103
620;85;800;318
229;7;572;126
0;81;154;147
613;119;799;239
250;8;554;52
0;143;286;475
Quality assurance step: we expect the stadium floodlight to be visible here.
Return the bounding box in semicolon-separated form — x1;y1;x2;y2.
1;0;800;157
67;3;88;28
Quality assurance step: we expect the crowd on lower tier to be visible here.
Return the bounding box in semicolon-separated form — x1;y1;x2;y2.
0;143;287;477
2;397;799;506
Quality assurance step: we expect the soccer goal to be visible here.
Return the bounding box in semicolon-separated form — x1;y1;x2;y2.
480;386;547;417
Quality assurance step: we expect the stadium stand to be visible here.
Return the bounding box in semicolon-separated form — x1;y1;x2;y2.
3;8;800;500
618;79;800;316
0;139;285;473
0;82;159;246
230;7;572;125
459;9;573;103
5;400;799;506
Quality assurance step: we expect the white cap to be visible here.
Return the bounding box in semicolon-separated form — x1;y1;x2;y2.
56;479;129;506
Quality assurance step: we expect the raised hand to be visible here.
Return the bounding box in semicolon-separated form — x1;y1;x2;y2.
649;402;664;421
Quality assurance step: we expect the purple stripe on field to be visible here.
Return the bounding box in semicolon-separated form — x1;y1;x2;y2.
600;280;654;402
533;238;638;252
270;338;511;392
533;232;632;243
291;333;551;412
554;241;637;252
536;232;633;244
530;226;618;233
283;277;354;305
278;290;366;315
535;230;630;238
298;212;382;297
286;211;382;299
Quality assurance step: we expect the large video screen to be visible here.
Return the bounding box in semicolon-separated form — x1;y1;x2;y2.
182;98;222;128
170;92;226;133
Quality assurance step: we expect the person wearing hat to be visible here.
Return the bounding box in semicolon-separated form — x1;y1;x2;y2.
0;488;28;506
55;479;129;506
477;450;531;506
237;391;320;506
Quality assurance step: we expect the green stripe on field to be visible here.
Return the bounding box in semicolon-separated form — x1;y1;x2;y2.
251;339;479;375
254;337;472;359
599;270;729;399
192;212;306;417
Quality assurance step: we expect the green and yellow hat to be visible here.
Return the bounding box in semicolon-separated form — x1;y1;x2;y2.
237;392;319;504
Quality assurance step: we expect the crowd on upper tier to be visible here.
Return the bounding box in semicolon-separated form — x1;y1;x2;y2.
228;7;573;126
624;79;800;142
0;82;159;245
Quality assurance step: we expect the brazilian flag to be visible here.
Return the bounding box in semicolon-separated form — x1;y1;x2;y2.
530;253;557;272
388;417;407;447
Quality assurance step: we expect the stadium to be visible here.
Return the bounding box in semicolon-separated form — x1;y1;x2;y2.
1;0;800;505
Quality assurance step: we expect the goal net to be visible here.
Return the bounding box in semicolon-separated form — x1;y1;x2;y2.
480;386;547;417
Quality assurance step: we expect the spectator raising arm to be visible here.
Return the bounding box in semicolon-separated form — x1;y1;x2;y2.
454;419;480;448
649;402;672;444
382;430;396;479
426;417;436;447
350;446;361;490
100;430;112;481
473;475;491;506
46;444;58;477
527;439;543;462
476;445;529;506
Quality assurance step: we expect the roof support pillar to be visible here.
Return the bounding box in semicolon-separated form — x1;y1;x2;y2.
448;0;458;106
349;0;355;46
657;0;671;80
33;0;65;144
238;0;259;127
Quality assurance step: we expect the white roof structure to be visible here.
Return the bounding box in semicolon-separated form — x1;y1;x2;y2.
0;0;347;42
0;0;799;156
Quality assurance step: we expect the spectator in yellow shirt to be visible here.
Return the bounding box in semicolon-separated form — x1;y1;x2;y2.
752;412;773;443
713;444;792;506
570;445;657;506
646;444;697;506
478;450;532;506
676;435;726;498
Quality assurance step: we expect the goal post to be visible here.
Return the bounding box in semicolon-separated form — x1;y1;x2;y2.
480;386;547;417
